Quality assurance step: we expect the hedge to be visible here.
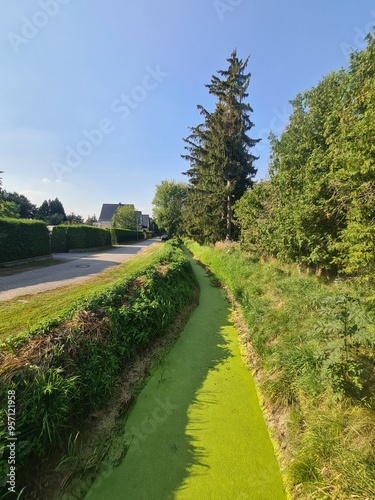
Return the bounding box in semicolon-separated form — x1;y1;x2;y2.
0;218;50;263
0;241;197;495
110;228;139;244
51;225;112;252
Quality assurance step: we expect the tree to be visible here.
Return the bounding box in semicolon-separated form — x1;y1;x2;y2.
85;214;98;226
65;212;84;225
0;201;20;218
235;29;375;279
182;50;259;242
0;173;36;219
152;179;188;236
112;204;138;229
36;198;67;224
2;192;37;218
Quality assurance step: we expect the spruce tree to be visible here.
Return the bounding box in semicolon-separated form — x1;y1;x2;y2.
182;50;259;241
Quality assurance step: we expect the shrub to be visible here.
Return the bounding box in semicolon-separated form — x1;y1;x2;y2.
0;218;50;263
50;226;68;252
51;225;111;252
110;228;139;245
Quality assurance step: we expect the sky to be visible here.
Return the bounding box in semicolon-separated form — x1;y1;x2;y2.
0;0;374;219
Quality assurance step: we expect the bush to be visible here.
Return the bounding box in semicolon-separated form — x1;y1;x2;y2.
51;225;111;252
50;226;68;252
0;218;50;263
110;228;139;245
0;241;197;495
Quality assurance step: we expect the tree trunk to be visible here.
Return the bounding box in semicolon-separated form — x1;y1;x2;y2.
226;180;232;240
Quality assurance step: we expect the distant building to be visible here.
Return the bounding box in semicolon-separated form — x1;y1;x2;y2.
98;203;150;230
141;214;150;230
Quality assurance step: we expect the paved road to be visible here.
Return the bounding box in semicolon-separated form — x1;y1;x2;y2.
0;239;158;302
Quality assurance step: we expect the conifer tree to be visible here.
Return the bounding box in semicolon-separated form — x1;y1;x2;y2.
182;50;259;242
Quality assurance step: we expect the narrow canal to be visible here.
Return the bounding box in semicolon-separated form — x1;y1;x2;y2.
86;251;286;499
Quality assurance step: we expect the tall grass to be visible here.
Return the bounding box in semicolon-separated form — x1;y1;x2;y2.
0;241;197;497
186;240;375;498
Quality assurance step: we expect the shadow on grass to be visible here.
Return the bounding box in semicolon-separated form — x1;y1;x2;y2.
83;254;233;500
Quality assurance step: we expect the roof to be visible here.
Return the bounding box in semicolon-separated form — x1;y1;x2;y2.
98;203;134;221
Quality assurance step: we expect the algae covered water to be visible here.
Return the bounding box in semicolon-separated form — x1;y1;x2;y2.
86;251;286;499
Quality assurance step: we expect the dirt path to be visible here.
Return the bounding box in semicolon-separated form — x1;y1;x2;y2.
85;250;286;499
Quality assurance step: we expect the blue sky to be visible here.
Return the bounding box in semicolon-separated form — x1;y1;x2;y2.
0;0;374;219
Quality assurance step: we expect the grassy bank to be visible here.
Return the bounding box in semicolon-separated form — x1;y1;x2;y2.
0;242;163;343
186;240;375;499
0;241;197;498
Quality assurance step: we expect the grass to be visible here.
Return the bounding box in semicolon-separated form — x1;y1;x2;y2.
185;240;375;499
1;241;198;497
0;243;163;341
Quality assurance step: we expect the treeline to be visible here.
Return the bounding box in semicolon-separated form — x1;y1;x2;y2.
0;173;96;225
234;31;375;280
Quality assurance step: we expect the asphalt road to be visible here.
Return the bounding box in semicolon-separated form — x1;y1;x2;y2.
0;239;158;302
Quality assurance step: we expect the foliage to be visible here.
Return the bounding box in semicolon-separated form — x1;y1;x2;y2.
0;201;20;218
51;225;111;252
112;204;139;230
0;191;37;219
0;241;197;496
51;225;68;252
0;218;51;263
84;214;98;226
110;228;139;244
64;212;84;225
235;30;375;280
36;198;67;225
152;179;188;236
313;293;375;398
182;50;258;242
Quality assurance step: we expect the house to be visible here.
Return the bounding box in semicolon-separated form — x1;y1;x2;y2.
98;203;125;228
141;214;150;230
98;203;150;230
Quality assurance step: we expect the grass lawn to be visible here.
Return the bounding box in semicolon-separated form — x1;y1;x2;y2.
0;243;163;341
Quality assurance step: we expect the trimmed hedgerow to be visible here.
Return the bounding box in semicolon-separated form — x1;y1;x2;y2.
51;225;111;252
110;228;139;245
50;225;68;253
0;241;197;495
0;218;50;263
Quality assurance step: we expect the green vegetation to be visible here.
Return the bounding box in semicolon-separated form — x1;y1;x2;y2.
152;179;188;236
234;31;375;282
0;241;197;497
186;240;375;498
182;50;258;242
51;224;111;252
111;204;139;230
0;218;51;263
87;249;285;499
0;243;163;342
110;228;140;244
